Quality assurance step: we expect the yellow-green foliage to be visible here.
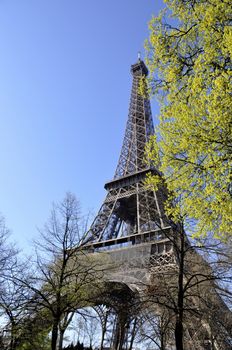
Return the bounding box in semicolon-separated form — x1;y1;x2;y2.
145;0;232;239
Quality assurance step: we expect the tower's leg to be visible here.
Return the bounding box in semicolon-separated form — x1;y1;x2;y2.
112;311;129;350
99;312;108;350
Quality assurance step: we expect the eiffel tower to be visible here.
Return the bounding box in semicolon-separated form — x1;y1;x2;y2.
83;59;232;350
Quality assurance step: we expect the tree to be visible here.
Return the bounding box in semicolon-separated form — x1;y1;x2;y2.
77;308;100;349
144;0;232;239
141;222;232;350
0;215;17;277
18;193;104;350
134;310;173;350
0;268;31;350
0;215;49;350
0;215;28;350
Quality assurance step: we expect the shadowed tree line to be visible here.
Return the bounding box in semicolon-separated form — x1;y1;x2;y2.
62;341;92;350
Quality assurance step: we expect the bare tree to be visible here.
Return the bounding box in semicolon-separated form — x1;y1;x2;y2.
0;215;18;276
68;308;101;349
17;193;105;350
81;308;101;349
143;221;232;350
134;310;174;350
0;264;32;350
0;215;28;350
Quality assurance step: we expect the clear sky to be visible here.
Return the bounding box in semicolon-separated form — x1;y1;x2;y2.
0;0;164;252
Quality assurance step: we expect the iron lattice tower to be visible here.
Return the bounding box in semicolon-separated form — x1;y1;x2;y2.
84;59;170;249
81;59;232;350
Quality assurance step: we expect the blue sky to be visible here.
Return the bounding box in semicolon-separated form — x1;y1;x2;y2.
0;0;164;252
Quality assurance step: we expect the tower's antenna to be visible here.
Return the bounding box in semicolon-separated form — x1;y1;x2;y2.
138;51;141;61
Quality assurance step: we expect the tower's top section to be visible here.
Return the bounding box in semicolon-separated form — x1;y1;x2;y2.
131;59;148;76
113;58;154;179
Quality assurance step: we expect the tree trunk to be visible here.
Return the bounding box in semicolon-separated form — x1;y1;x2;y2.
58;329;65;350
58;312;74;350
51;320;59;350
175;316;184;350
175;227;185;350
128;318;137;350
9;321;17;350
160;331;166;350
